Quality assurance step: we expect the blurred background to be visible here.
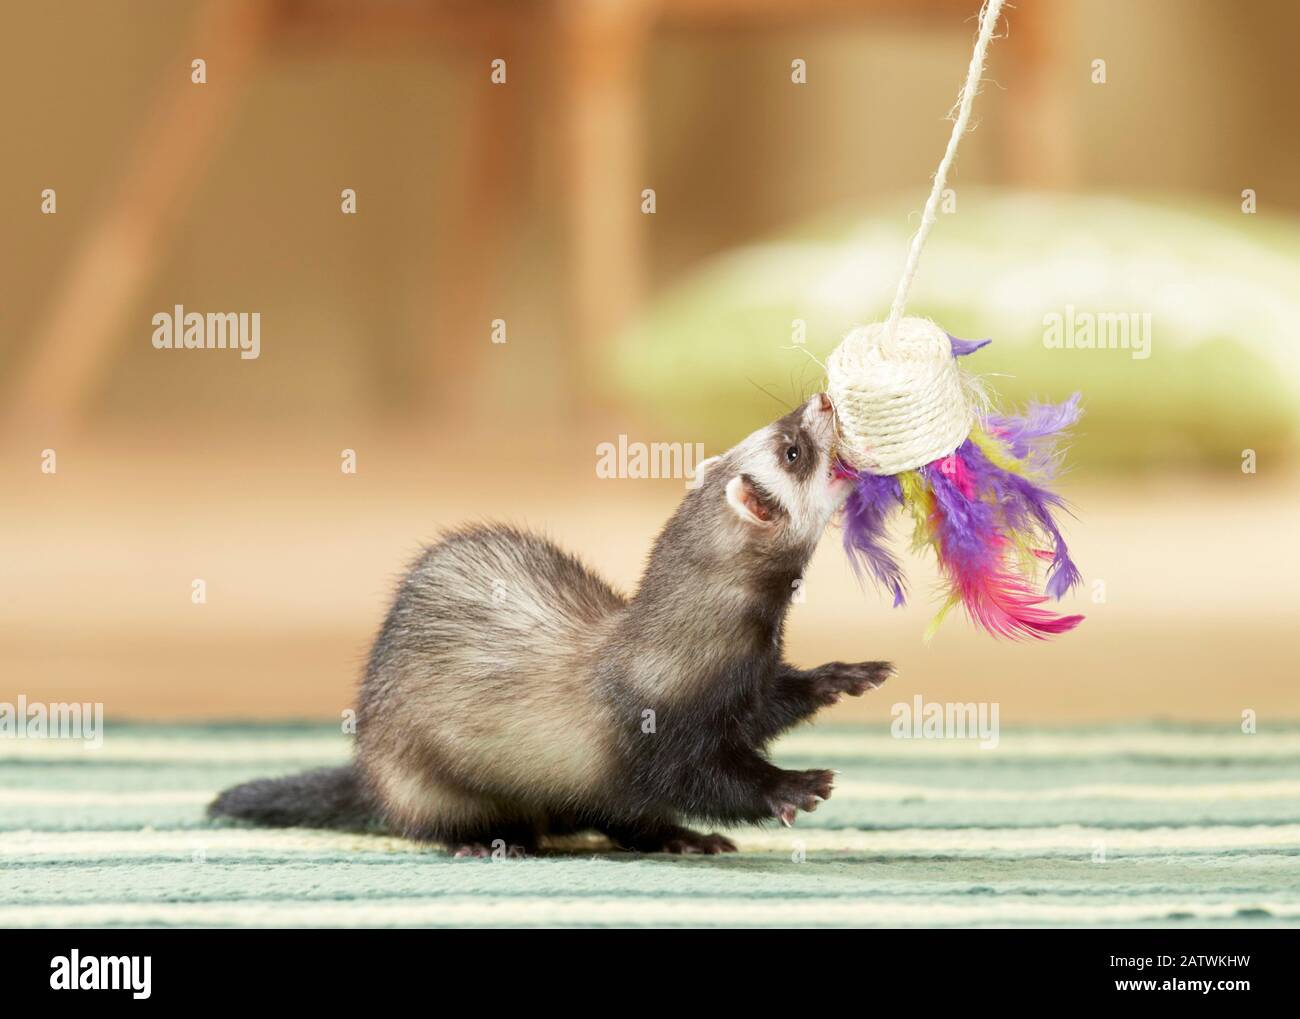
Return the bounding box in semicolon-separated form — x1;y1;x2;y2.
2;0;1297;724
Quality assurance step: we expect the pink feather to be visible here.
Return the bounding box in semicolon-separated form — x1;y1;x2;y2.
934;453;975;499
934;515;1083;640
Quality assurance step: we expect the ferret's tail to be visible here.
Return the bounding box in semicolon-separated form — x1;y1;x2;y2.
207;765;379;832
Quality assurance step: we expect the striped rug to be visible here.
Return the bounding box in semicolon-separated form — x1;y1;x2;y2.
2;724;1298;928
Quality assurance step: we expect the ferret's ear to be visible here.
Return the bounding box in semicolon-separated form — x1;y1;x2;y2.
725;475;775;527
687;455;721;489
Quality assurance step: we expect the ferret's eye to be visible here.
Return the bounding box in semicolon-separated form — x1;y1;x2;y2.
784;445;800;464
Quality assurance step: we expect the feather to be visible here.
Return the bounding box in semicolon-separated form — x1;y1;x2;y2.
841;470;907;607
834;381;1085;640
938;550;1084;640
934;452;975;499
923;457;1084;639
983;393;1082;476
947;334;992;358
968;402;1083;600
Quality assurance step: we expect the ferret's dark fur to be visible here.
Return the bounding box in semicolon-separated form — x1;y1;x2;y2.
210;395;890;855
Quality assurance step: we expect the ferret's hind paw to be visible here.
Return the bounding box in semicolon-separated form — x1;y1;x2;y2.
607;824;739;855
660;831;739;855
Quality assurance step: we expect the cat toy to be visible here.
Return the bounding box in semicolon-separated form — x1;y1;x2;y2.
826;0;1083;640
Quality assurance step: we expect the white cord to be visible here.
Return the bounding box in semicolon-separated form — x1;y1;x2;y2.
884;0;1005;347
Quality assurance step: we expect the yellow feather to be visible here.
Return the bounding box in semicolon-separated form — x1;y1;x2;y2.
924;593;962;642
969;425;1021;474
971;425;1048;576
898;471;934;553
971;423;1052;485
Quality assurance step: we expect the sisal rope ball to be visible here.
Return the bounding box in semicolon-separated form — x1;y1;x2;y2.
827;317;972;475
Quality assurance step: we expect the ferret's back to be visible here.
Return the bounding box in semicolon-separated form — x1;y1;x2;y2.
358;525;624;809
401;524;622;644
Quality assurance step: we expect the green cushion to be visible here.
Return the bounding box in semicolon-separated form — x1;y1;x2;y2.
610;191;1300;470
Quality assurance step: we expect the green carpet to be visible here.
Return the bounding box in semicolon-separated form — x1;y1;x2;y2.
3;724;1299;928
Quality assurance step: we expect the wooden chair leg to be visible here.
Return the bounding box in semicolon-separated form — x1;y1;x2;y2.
549;0;652;403
7;0;276;433
420;32;525;423
1002;0;1074;189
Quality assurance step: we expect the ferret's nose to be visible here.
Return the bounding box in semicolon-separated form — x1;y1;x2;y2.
818;393;833;414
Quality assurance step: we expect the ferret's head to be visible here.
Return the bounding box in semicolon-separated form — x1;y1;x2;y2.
696;393;851;558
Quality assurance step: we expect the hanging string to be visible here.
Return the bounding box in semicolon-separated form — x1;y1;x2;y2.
884;0;1005;348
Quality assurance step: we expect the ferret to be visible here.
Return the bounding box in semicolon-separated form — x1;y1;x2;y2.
209;394;891;855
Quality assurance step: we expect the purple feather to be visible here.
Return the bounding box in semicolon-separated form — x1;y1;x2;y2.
922;457;1000;576
961;438;1082;600
948;335;992;358
985;393;1082;466
926;443;1084;634
842;471;907;607
982;393;1082;598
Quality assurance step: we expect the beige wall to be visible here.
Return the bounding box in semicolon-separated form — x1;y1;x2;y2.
4;0;1298;427
2;1;1297;722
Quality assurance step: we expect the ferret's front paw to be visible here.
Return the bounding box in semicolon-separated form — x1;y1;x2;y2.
810;661;893;705
767;768;834;827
